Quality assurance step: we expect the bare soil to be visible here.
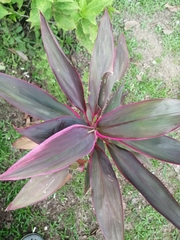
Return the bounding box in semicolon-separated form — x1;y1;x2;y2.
130;11;180;98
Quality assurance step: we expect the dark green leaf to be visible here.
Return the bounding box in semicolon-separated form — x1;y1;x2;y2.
91;146;124;239
0;125;96;180
40;13;86;112
99;34;129;109
112;140;152;168
98;99;180;139
96;138;105;151
108;144;180;229
103;84;124;114
88;10;114;116
16;116;87;144
0;73;76;120
121;136;180;164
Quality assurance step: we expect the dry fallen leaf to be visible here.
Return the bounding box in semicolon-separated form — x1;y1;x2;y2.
165;3;180;12
136;71;144;82
16;50;28;61
163;29;174;35
77;159;87;165
13;137;38;150
23;113;42;126
23;113;29;120
8;49;29;61
26;116;31;126
124;20;139;31
136;74;142;82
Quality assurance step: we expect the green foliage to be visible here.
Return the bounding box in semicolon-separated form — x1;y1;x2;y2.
0;0;24;21
0;3;8;19
0;0;113;52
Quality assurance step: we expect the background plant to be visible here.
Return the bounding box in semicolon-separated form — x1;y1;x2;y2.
0;0;113;52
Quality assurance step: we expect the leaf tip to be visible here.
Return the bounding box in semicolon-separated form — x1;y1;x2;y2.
5;204;12;212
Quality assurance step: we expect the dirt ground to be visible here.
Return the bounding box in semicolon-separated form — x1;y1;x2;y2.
0;8;180;240
130;11;180;97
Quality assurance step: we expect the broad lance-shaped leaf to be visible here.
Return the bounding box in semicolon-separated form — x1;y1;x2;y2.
96;138;105;151
16;116;87;144
0;73;77;120
99;34;129;109
107;144;180;229
90;146;124;240
88;10;114;116
6;168;71;210
109;34;129;87
0;125;96;180
112;140;152;168
120;136;180;165
85;138;108;193
103;84;124;114
97;99;180;140
40;13;86;113
132;151;152;168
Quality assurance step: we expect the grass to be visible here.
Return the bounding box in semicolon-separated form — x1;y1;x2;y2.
0;0;180;239
114;0;180;15
125;206;179;239
123;69;170;102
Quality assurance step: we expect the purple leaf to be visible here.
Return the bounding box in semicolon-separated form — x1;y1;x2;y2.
109;34;129;85
98;34;129;109
90;146;124;239
0;73;77;120
0;125;96;180
120;136;180;164
86;103;93;122
103;84;124;114
40;13;86;112
98;99;180;140
6;168;71;210
16;116;87;144
108;144;180;229
88;10;114;116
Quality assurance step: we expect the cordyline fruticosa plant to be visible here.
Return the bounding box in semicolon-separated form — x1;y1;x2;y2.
0;10;180;239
